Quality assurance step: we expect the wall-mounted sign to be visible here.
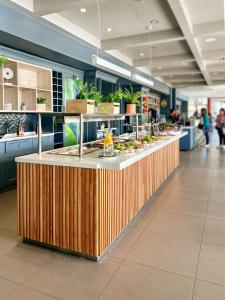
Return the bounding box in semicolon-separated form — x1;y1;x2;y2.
161;99;168;108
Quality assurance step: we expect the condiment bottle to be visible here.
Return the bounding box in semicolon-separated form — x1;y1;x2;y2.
103;131;113;154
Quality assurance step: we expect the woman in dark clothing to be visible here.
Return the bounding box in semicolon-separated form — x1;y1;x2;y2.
216;108;225;149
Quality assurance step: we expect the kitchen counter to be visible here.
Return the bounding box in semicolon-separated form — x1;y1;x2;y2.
17;131;186;260
16;132;187;170
0;132;54;143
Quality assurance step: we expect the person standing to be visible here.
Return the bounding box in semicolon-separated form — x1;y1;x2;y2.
201;108;210;148
215;108;225;149
168;108;176;123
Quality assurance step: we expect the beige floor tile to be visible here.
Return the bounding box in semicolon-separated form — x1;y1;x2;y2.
209;190;225;204
127;231;200;277
25;254;121;300
169;178;211;189
207;202;225;221
146;211;204;241
168;187;209;200
197;243;225;286
203;218;225;246
106;228;142;259
0;242;55;283
161;197;207;217
211;182;225;192
193;280;225;300
0;277;18;300
0;191;16;217
0;212;17;232
5;287;58;300
0;228;18;257
99;261;194;300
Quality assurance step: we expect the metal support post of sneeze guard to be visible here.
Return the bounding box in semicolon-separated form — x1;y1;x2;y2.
79;113;84;159
38;113;42;156
135;114;139;140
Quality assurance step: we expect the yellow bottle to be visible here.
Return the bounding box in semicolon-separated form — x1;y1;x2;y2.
104;131;114;154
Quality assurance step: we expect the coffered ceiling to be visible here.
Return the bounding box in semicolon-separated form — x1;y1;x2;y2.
8;0;225;94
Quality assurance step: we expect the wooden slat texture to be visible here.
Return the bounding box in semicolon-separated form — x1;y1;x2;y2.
17;141;179;258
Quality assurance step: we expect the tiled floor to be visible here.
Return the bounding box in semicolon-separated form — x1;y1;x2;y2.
1;140;225;299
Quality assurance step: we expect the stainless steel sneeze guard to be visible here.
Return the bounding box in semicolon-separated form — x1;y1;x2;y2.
0;112;140;158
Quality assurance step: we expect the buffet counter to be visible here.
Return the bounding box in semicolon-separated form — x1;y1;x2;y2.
16;131;187;260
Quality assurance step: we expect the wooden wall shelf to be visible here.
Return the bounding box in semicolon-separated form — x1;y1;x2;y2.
0;58;53;112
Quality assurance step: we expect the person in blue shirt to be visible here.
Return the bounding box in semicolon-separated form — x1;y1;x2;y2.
201;108;210;148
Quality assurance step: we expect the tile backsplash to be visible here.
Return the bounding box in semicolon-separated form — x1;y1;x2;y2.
0;114;37;135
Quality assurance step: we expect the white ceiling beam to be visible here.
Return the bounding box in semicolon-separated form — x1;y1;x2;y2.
211;80;225;85
206;64;225;72
202;48;225;60
167;0;212;85
101;29;185;50
33;0;80;16
164;74;203;80
194;20;225;37
210;74;225;80
134;53;195;67
166;77;205;83
152;69;201;77
43;13;100;47
173;82;207;88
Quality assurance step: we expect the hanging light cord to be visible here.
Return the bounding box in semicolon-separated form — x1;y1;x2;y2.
96;0;101;56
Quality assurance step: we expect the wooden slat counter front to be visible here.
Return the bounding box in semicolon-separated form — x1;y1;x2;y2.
16;133;186;260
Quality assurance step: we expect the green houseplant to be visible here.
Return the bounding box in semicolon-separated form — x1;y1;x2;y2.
124;85;143;114
37;97;47;112
98;89;123;114
67;82;102;114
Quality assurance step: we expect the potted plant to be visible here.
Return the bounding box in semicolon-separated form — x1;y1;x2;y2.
66;82;101;114
98;89;123;114
37;97;47;111
124;85;143;114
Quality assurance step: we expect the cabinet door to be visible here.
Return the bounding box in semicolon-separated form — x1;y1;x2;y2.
5;158;16;186
33;135;54;151
6;139;33;157
0;143;6;190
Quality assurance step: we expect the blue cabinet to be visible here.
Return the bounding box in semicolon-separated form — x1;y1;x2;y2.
0;143;6;190
180;127;195;151
6;139;33;157
33;135;54;151
0;135;54;191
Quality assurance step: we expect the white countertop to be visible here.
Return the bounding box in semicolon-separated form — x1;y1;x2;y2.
0;133;54;143
16;132;187;170
182;126;196;130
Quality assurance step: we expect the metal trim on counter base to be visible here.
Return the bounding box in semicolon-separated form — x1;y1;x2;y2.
23;238;99;262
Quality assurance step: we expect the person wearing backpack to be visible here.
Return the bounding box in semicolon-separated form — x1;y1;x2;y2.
215;108;225;149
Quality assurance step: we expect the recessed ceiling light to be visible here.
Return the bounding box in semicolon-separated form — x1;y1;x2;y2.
107;27;112;32
139;52;144;57
80;7;87;13
158;66;162;70
146;25;153;30
205;37;216;43
150;19;159;25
